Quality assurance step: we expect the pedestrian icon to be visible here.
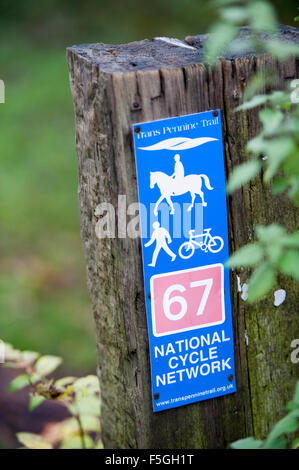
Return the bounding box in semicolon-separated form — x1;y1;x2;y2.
145;222;176;267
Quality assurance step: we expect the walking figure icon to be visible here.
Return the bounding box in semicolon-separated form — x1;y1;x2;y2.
145;222;176;267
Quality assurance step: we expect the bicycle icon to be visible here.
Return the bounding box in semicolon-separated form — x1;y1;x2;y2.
178;228;224;259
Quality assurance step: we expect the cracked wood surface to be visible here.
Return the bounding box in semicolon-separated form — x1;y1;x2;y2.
67;25;299;448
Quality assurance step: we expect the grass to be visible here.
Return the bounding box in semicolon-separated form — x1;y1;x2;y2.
0;41;96;372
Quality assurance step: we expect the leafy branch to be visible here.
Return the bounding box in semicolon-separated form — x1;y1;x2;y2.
205;0;299;301
228;224;299;301
204;0;299;450
205;0;299;64
231;380;299;449
3;343;103;449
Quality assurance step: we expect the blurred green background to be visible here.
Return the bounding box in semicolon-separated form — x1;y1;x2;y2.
0;0;297;374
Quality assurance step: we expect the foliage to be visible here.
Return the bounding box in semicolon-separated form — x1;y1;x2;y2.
232;89;299;201
205;0;299;302
3;343;103;449
205;0;299;63
228;225;299;301
231;381;299;448
205;0;299;451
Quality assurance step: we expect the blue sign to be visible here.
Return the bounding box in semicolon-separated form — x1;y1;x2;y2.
133;110;236;412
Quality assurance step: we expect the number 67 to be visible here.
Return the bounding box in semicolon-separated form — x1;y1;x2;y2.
162;279;213;321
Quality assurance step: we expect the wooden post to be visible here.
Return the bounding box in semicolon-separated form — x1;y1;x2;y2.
67;26;299;449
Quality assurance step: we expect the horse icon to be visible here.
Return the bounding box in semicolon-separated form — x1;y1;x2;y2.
144;222;176;267
150;154;213;216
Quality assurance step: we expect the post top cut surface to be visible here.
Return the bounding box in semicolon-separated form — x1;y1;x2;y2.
67;25;299;74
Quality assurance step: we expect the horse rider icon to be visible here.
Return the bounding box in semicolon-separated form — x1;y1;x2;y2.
150;155;213;215
145;222;176;267
171;154;184;193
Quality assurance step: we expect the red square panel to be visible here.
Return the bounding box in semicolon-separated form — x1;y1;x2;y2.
150;264;225;337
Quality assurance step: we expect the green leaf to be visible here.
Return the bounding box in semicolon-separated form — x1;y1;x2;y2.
228;38;254;56
256;224;286;245
244;70;279;102
214;0;241;4
284;383;299;414
73;375;100;393
264;410;299;448
259;109;283;135
264;138;296;182
60;435;94;449
268;90;290;106
283;231;299;248
71;396;101;417
264;40;299;60
205;22;237;62
221;7;248;24
292;437;299;449
227;243;264;268
265;244;283;265
94;438;104;449
287;176;299;206
55;376;77;388
8;374;30;392
264;437;287;449
29;394;46;412
286;401;298;412
292;381;299;406
20;351;39;364
246;135;267;155
279;249;299;281
35;355;62;376
17;432;52;449
247;1;277;32
239;90;289;112
227;160;261;193
272;177;289;195
63;416;100;434
283;153;299;176
230;437;263;449
236;94;269;111
247;262;276;302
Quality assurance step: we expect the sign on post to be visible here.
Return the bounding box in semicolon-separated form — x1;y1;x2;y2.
133;110;236;412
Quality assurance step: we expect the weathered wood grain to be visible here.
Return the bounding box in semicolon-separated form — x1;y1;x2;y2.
67;25;299;448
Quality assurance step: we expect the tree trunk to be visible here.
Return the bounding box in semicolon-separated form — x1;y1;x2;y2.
67;25;299;449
